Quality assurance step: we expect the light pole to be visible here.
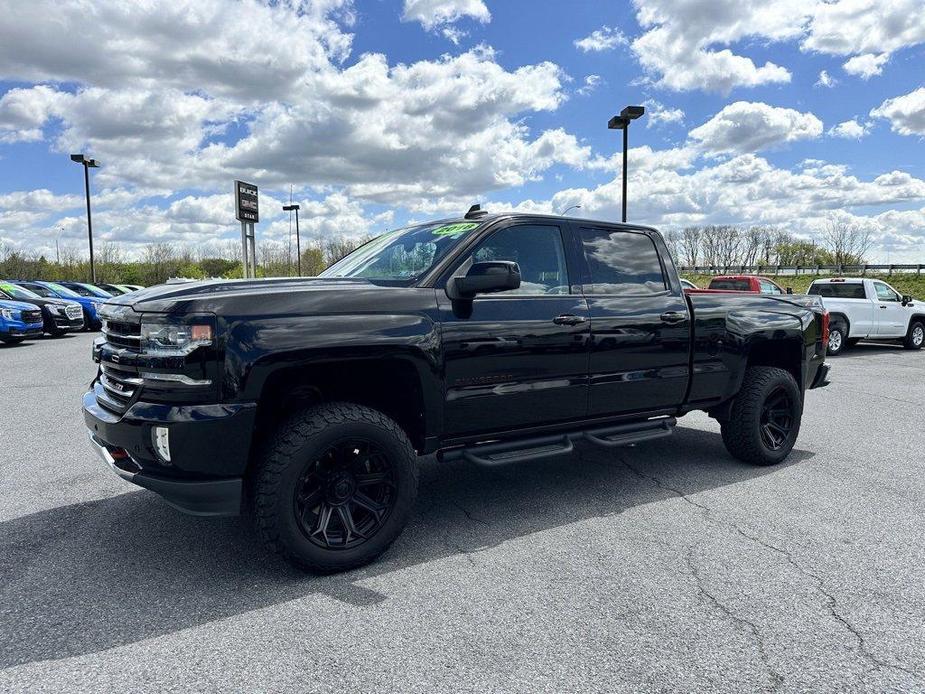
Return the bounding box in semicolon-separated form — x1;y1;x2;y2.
607;105;645;223
70;154;100;282
283;204;301;276
560;204;581;216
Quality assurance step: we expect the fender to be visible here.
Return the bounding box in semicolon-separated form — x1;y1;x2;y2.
223;312;444;443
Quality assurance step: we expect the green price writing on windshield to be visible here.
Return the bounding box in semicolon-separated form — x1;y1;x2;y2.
432;222;478;238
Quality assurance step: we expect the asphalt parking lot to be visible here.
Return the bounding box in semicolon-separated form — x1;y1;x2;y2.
1;333;924;692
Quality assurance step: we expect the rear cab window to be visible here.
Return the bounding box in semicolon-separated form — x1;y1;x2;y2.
808;282;866;299
709;278;751;291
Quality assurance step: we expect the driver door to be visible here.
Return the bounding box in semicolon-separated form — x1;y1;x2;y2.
438;222;590;437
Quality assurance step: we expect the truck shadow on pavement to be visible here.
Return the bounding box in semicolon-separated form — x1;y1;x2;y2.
0;425;813;669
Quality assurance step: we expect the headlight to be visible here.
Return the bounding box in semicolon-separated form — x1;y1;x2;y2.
0;308;16;320
45;304;62;315
139;316;214;356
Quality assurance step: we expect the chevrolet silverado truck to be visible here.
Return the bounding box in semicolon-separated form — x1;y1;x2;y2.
808;277;925;355
83;213;830;572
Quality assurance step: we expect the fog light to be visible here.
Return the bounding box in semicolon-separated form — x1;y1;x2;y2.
152;426;171;463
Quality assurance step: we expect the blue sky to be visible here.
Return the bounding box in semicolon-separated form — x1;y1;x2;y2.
0;0;924;261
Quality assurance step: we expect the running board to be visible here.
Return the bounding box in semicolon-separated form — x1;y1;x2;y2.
442;417;676;466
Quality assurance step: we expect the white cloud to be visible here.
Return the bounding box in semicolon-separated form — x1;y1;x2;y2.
870;87;925;136
0;0;354;101
802;0;925;62
628;0;925;93
643;99;685;128
401;0;490;31
576;75;602;96
0;85;67;142
688;102;823;154
441;26;467;45
828;118;870;139
630;0;804;93
814;70;837;88
574;26;627;53
842;52;889;78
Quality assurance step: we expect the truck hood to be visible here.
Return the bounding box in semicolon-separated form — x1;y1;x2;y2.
0;299;40;312
104;277;410;315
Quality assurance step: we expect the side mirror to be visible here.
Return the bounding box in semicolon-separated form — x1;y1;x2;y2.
446;261;521;300
786;287;793;295
902;295;912;306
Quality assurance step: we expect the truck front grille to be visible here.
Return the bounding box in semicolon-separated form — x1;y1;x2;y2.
65;304;83;320
97;362;142;415
102;319;141;351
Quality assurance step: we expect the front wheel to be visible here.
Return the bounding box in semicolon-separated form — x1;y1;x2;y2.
721;366;803;466
904;320;924;350
252;402;418;573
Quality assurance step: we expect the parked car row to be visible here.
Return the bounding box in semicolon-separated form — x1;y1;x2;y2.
682;275;924;355
0;280;143;345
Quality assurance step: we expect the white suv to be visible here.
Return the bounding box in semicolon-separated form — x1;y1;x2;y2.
808;278;925;355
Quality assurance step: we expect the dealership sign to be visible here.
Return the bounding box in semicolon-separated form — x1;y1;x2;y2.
234;180;259;223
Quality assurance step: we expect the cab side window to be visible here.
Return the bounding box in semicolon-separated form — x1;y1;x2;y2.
874;282;900;302
580;228;667;295
469;224;570;295
759;279;782;295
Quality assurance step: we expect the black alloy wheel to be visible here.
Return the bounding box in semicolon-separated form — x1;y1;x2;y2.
294;439;396;550
759;386;795;452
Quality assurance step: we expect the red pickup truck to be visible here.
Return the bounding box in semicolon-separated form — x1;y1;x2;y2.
687;275;792;295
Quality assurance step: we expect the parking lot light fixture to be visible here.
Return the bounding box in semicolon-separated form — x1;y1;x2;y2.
282;204;301;276
607;105;645;223
70;153;101;283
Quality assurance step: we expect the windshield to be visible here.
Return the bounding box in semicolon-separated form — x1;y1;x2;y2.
319;221;482;283
0;282;41;300
77;283;111;298
45;282;82;298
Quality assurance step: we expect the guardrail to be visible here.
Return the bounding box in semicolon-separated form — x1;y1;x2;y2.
678;264;925;276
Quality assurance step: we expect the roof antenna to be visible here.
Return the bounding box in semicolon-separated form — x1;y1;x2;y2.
465;204;488;219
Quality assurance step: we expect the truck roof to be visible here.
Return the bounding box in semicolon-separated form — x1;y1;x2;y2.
442;212;660;233
809;278;865;284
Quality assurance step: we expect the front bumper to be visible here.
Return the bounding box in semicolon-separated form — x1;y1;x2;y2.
88;432;242;516
52;315;85;330
2;322;43;339
83;386;257;516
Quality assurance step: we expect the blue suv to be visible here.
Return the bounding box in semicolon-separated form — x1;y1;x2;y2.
0;297;43;344
14;280;106;330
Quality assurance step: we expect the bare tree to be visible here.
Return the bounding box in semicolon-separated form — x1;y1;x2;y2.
681;226;701;267
661;229;681;264
821;218;874;266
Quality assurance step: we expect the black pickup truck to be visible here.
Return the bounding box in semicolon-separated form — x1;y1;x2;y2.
84;212;830;572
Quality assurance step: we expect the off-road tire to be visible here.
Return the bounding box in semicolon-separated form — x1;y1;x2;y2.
721;366;802;466
904;320;924;350
252;402;418;573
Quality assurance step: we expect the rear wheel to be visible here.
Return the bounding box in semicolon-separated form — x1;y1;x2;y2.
721;366;802;466
827;320;847;356
904;320;924;350
252;402;418;573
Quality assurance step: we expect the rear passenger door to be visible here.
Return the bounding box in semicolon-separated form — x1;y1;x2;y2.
576;226;691;416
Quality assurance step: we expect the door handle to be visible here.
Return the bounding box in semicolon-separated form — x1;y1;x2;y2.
880;305;887;309
553;314;587;326
660;311;687;324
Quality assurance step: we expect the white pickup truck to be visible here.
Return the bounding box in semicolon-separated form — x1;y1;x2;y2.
808;278;925;355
